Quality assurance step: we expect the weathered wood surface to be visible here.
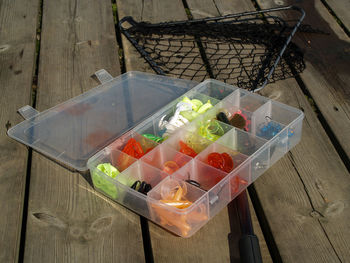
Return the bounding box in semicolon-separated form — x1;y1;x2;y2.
251;1;350;262
186;0;350;262
258;2;350;261
1;0;349;262
117;1;248;262
248;195;272;263
324;0;350;31
259;82;350;263
259;0;350;161
175;2;273;261
0;0;39;262
22;0;145;262
184;2;279;262
117;0;209;81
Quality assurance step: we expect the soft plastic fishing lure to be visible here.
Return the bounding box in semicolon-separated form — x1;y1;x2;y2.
162;161;180;174
151;179;208;236
159;97;214;138
179;140;197;158
92;163;135;199
198;120;225;141
142;133;164;143
207;152;234;173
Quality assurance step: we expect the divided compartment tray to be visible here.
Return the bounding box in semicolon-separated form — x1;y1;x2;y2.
87;77;304;237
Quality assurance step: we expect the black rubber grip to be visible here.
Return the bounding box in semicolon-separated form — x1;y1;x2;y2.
239;234;263;263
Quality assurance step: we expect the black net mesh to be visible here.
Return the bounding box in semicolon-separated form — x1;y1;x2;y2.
120;7;306;91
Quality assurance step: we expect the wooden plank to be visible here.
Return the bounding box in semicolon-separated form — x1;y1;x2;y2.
22;0;145;262
186;0;350;262
185;2;272;262
118;0;210;81
253;2;350;261
258;81;350;263
186;0;280;91
324;0;350;31
117;0;235;262
248;196;273;263
0;0;39;262
258;0;350;161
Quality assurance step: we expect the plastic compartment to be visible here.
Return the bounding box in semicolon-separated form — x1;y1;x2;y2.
118;161;168;189
173;159;231;218
239;92;269;112
155;91;221;123
149;92;221;139
87;147;138;172
265;100;303;125
217;128;269;181
108;131;159;158
207;175;230;218
88;158;167;218
208;95;254;132
87;148;136;198
252;116;288;165
147;177;209;237
196;142;249;172
142;100;178;138
163;128;212;156
140;144;192;175
172;159;228;191
252;99;304;155
132;119;167;141
221;88;248;108
229;163;250;199
193;142;250;216
181;91;221;107
191;79;237;100
186;116;233;142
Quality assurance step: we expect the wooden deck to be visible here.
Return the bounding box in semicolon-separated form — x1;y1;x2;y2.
0;0;349;262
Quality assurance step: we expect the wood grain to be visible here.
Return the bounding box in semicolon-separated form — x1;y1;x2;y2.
257;2;350;261
258;81;350;263
187;0;350;262
186;2;276;261
248;195;273;263
22;0;144;262
258;0;350;162
117;0;238;262
0;0;39;262
117;0;209;81
324;0;350;31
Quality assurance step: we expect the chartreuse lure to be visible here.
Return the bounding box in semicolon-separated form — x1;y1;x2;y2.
180;96;213;121
92;163;135;199
198;120;225;141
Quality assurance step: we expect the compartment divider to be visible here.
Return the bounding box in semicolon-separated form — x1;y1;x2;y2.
221;88;247;108
87;79;304;237
190;79;238;100
251;100;272;136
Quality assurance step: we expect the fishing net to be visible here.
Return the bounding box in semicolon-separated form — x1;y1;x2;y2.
120;6;306;91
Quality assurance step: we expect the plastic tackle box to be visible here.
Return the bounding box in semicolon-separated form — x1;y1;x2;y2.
8;70;304;237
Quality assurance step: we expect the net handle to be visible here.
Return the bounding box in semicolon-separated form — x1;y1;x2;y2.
254;6;305;92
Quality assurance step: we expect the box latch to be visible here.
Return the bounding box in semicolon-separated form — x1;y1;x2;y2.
18;105;40;120
94;69;113;84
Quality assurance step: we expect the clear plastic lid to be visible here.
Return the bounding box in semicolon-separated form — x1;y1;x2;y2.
8;71;197;171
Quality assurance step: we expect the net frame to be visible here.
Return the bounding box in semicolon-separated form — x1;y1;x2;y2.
119;5;305;92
